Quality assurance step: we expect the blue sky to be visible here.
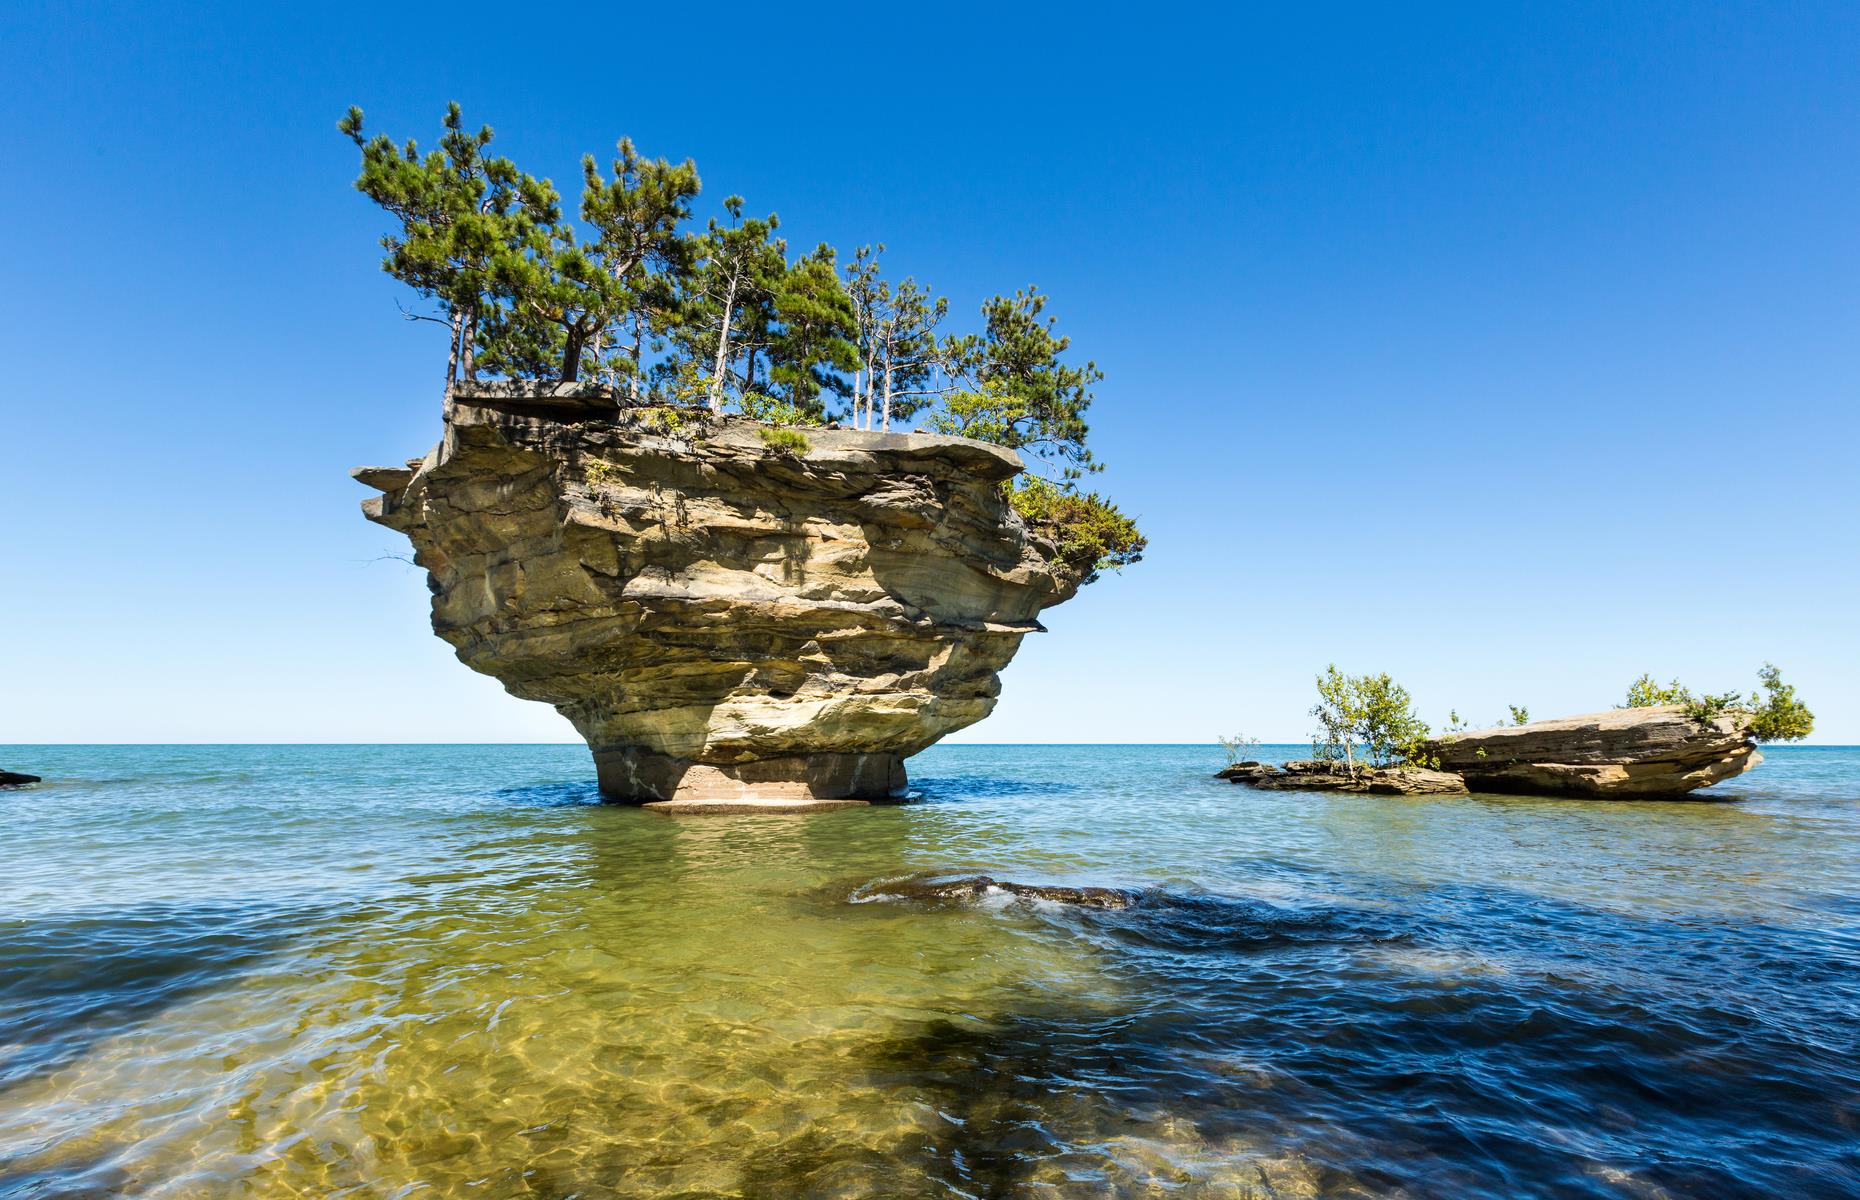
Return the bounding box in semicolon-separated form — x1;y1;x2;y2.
3;1;1856;744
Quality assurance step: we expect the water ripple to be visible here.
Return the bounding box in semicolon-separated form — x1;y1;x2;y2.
0;743;1854;1197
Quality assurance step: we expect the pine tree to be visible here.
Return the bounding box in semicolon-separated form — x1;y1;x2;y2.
842;245;885;429
578;140;700;397
767;245;861;422
930;288;1102;479
673;197;783;413
488;195;634;384
872;277;950;431
339;103;555;394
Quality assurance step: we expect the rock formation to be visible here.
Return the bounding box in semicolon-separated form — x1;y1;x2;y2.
354;385;1087;810
0;770;41;788
1217;760;1469;795
1427;705;1759;797
1216;706;1760;800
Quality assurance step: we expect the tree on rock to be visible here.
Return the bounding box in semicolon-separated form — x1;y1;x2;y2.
872;278;950;431
675;196;783;414
1309;666;1433;778
766;245;860;423
931;288;1102;482
1620;664;1813;741
1748;663;1814;741
339;103;555;392
578;139;700;397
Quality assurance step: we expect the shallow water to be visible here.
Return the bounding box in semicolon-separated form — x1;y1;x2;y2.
1;744;1857;1199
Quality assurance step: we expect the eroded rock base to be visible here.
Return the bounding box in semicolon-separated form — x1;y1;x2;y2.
595;748;907;812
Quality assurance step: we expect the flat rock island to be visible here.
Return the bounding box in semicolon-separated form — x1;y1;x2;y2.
354;385;1088;810
1217;704;1762;799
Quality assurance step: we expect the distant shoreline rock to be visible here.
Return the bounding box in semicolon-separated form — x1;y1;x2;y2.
1216;760;1468;795
1427;705;1758;797
1217;705;1761;800
0;770;42;787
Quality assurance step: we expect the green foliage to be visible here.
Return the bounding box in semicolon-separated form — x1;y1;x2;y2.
1748;663;1814;741
1218;734;1263;766
1507;704;1530;727
1621;665;1813;740
766;245;860;419
737;393;813;427
843;246;951;431
472;301;564;379
1007;477;1145;582
758;427;811;456
1623;674;1694;708
345;106;1142;586
875;278;949;426
628;405;701;438
929;289;1102;482
1683;691;1743;723
671;195;784;412
577;139;701;392
1309;665;1436;776
339;103;557;390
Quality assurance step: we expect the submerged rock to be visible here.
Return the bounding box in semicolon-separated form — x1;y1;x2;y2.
1218;760;1469;795
0;770;41;787
1427;705;1759;797
356;386;1087;808
855;874;1140;909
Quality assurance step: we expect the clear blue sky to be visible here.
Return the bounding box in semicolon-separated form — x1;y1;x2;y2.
4;1;1856;744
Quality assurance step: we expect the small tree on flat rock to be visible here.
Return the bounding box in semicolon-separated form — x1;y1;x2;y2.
1310;665;1434;777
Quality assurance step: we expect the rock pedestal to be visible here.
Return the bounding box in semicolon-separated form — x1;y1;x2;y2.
355;387;1085;810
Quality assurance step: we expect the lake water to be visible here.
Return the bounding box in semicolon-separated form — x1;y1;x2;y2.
2;744;1856;1199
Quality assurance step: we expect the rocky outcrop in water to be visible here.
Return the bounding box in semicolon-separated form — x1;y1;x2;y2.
354;385;1086;808
0;770;41;787
1427;705;1759;796
1217;760;1469;795
1217;706;1760;800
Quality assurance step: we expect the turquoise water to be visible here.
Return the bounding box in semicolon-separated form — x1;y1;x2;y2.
1;744;1857;1198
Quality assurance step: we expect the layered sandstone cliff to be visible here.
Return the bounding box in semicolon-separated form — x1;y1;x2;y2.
354;385;1086;809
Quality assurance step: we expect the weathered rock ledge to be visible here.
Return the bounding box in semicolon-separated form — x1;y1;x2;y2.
1427;705;1759;797
1216;760;1469;795
355;385;1085;809
1216;705;1760;800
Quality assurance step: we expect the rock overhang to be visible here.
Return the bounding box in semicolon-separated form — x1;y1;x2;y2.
356;385;1084;808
